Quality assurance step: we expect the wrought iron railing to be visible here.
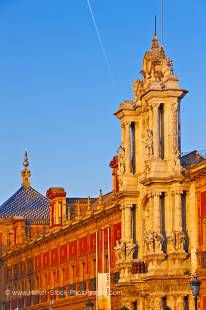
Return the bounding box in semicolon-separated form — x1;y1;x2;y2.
131;261;148;274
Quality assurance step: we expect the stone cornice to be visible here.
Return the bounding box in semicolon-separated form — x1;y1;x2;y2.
141;88;188;101
139;175;186;186
114;109;139;121
2;204;120;260
115;190;140;201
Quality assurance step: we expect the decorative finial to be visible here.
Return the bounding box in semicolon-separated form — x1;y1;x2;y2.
97;189;104;211
76;201;81;219
87;196;92;216
21;150;31;188
152;36;159;50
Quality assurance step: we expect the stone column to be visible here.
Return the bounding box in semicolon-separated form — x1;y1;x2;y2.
144;297;151;310
148;193;153;231
153;296;162;310
124;205;132;242
167;295;175;309
125;121;131;173
174;191;183;231
153;192;161;233
120;205;125;241
50;202;54;226
176;296;185;310
153;103;160;159
189;295;194;310
62;200;67;224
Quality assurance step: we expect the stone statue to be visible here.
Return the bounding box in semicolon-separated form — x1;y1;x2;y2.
145;129;153;158
167;232;175;252
118;144;126;174
144;231;154;254
175;231;185;251
126;241;136;260
114;240;126;262
154;232;164;252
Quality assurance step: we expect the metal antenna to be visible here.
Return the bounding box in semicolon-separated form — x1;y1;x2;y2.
161;0;164;45
154;15;157;36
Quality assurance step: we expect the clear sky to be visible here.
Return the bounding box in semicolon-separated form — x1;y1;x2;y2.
0;0;205;202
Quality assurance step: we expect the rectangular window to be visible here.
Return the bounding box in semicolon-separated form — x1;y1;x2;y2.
58;202;62;224
36;277;39;289
160;193;166;252
182;191;188;251
201;192;206;217
93;259;96;277
162;296;167;309
53;271;56;288
82;262;85;281
72;265;75;283
44;274;48;288
105;255;108;273
202;296;206;310
132;205;138;259
29;279;32;291
178;103;181;153
133;301;137;310
130;122;136;174
62;269;65;285
184;296;189;310
159;104;164;159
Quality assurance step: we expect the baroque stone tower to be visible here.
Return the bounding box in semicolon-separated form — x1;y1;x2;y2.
114;34;195;309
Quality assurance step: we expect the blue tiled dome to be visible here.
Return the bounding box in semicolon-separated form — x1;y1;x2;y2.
0;186;50;224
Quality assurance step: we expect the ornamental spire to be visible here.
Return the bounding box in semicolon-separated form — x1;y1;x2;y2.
151;33;159;50
151;16;159;50
21;151;31;188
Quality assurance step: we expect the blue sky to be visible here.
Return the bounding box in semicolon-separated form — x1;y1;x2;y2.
0;0;205;202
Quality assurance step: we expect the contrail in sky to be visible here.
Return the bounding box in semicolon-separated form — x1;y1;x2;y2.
86;0;116;86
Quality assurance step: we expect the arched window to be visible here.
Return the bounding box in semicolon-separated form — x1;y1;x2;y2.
159;104;164;159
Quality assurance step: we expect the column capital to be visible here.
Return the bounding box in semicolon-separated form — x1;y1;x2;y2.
120;204;133;210
152;102;161;110
148;192;153;198
151;191;162;197
172;190;183;196
124;121;131;127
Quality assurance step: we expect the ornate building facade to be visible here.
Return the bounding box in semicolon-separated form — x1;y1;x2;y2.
0;34;206;310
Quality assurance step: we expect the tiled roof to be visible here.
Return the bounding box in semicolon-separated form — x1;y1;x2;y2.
66;197;97;219
181;150;206;168
0;186;50;224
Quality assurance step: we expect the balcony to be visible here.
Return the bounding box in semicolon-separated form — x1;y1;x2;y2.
131;261;148;274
